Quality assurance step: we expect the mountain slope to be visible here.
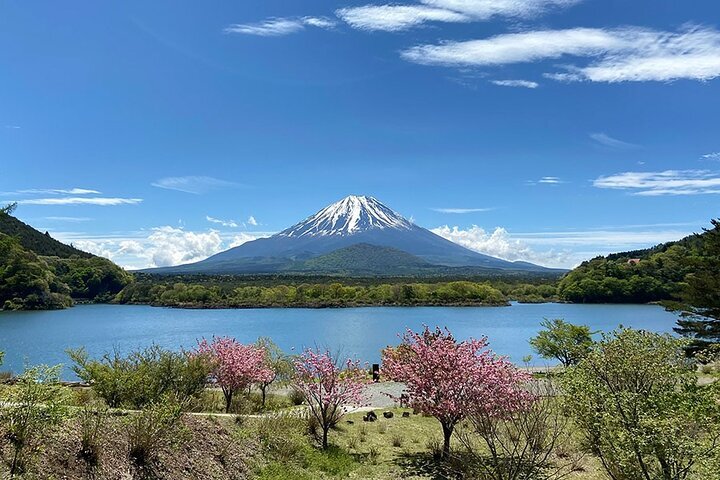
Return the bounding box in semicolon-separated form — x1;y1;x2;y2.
291;243;436;275
0;209;132;309
147;195;554;275
0;211;93;258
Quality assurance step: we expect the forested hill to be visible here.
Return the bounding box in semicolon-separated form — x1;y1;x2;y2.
0;208;93;258
0;207;132;310
558;222;715;304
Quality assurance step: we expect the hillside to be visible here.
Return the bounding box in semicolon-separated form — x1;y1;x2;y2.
292;243;435;275
0;209;93;258
0;209;132;310
558;223;713;304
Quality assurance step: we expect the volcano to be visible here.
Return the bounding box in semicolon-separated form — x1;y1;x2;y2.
145;195;557;275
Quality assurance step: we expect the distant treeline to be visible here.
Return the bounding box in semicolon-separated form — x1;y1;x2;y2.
116;278;517;308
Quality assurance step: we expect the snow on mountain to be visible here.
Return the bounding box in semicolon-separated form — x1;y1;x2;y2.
279;195;412;237
144;195;558;274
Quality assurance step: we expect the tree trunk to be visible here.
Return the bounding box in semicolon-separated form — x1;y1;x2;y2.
322;426;329;450
261;385;267;409
442;422;454;458
223;389;233;413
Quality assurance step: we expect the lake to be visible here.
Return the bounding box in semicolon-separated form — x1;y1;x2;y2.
0;303;680;379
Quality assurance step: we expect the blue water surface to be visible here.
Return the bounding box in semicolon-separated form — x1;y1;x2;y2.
0;303;679;379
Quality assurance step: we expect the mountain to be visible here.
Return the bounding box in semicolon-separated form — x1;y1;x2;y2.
0;210;93;259
146;195;556;275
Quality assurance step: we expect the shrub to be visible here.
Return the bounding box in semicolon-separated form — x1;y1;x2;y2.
77;399;108;467
458;388;580;480
68;345;211;408
563;328;720;480
126;396;183;468
391;434;403;447
288;387;306;406
0;364;68;476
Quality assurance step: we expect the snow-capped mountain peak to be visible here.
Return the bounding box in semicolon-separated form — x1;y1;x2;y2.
279;195;413;237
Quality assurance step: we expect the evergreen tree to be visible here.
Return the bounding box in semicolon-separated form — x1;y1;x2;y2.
674;219;720;353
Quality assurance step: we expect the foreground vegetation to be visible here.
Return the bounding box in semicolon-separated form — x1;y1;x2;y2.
1;320;719;479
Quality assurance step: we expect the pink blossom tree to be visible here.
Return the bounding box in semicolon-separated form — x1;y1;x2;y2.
382;326;533;458
293;348;367;449
196;336;273;413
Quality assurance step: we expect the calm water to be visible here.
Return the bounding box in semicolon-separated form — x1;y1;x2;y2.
0;303;680;379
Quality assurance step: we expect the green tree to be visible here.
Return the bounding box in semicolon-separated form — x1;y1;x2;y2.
529;318;594;367
675;219;720;354
0;202;17;215
563;328;720;480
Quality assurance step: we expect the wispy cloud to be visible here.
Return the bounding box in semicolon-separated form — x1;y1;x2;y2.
206;215;239;228
1;188;101;196
12;197;143;206
44;216;93;222
491;79;538;88
151;176;239;194
224;16;336;36
593;170;720;196
247;215;258;226
431;207;494;213
590;132;639;149
402;25;720;83
527;176;564;186
701;152;720;160
4;125;21;129
337;0;579;32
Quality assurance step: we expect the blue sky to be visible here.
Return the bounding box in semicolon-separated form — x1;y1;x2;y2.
1;0;719;269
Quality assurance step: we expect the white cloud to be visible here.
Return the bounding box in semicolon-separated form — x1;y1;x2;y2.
432;225;571;267
206;215;239;228
590;132;639;149
1;188;101;196
44;216;93;222
491;79;538;88
432;223;698;268
229;232;266;248
247;215;258;226
402;25;720;83
224;16;336;36
431;207;493;213
337;5;470;32
4;125;20;129
701;152;720;160
151;176;239;194
593;170;720;196
12;197;142;206
58;228;273;269
528;176;563;185
337;0;579;32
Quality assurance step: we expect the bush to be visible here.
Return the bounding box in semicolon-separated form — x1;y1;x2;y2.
458;389;580;480
126;396;183;468
288;387;306;406
77;399;108;467
68;345;211;408
563;328;720;480
0;365;68;476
